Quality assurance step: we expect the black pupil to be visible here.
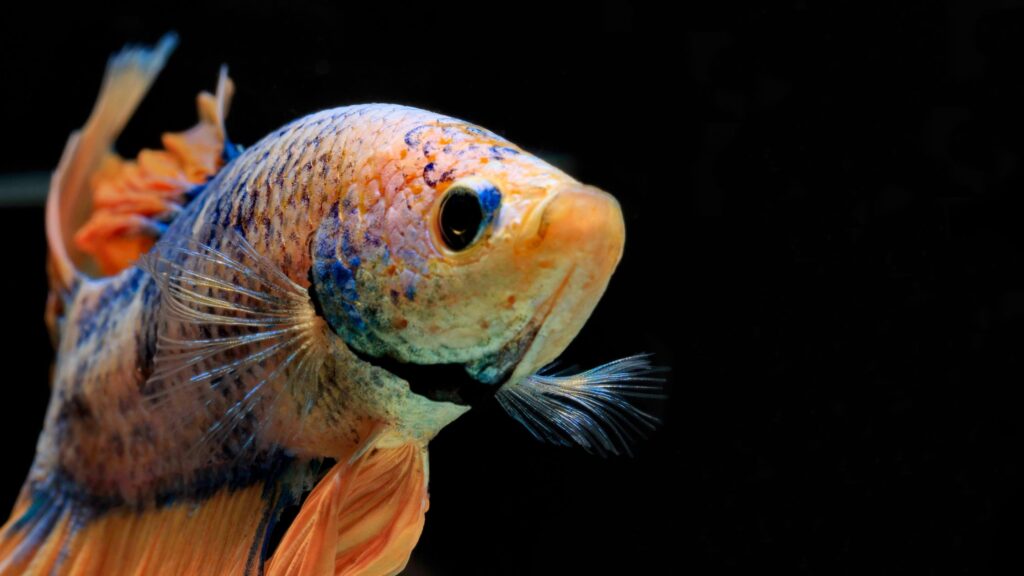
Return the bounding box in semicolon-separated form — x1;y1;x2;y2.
439;188;484;251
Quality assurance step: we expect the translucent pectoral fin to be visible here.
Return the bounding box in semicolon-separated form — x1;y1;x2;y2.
140;227;324;475
267;443;429;576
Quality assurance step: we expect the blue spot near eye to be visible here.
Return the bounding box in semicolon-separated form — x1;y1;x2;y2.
478;185;502;229
478;185;501;214
348;256;361;269
404;284;416;301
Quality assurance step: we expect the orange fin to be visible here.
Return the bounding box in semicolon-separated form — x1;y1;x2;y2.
46;33;177;292
74;65;235;276
0;483;272;576
267;444;429;576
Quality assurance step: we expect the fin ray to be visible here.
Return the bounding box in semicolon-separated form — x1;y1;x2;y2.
496;353;665;456
267;444;429;576
141;228;323;473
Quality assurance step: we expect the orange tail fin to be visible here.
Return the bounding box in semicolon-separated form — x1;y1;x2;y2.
0;444;430;575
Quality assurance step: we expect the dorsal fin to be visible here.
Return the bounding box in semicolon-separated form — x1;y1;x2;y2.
73;64;236;277
45;33;178;294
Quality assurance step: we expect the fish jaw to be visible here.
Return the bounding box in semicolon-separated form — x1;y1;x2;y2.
503;183;626;386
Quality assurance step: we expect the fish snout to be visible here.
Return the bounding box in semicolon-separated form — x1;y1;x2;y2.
534;184;626;274
504;184;626;385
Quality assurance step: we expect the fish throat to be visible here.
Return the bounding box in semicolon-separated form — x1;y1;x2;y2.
305;268;507;407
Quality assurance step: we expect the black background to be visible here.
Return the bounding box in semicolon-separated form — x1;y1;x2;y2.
0;1;1019;573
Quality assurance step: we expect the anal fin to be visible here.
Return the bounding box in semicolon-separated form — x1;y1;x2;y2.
0;483;272;575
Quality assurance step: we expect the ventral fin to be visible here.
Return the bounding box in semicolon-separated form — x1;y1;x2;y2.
266;443;429;576
496;354;666;457
140;228;324;476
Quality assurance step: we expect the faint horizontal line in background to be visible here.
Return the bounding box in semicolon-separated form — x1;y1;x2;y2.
0;172;48;207
0;153;573;209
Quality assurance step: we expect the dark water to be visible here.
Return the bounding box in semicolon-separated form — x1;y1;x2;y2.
1;1;1021;573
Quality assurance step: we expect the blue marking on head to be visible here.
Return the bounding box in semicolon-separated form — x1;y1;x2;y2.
315;203;341;259
315;234;335;260
404;284;416;301
404;124;430;148
478;184;502;230
489;145;520;160
313;259;367;333
328;259;352;287
341;228;357;260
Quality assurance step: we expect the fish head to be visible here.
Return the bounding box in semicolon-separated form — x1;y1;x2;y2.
308;115;632;444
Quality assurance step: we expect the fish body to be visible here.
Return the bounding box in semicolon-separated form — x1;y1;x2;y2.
0;35;657;575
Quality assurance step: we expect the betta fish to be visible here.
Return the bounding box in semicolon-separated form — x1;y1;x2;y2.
0;34;661;575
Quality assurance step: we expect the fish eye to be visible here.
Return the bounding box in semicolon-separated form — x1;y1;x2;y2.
437;180;501;252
